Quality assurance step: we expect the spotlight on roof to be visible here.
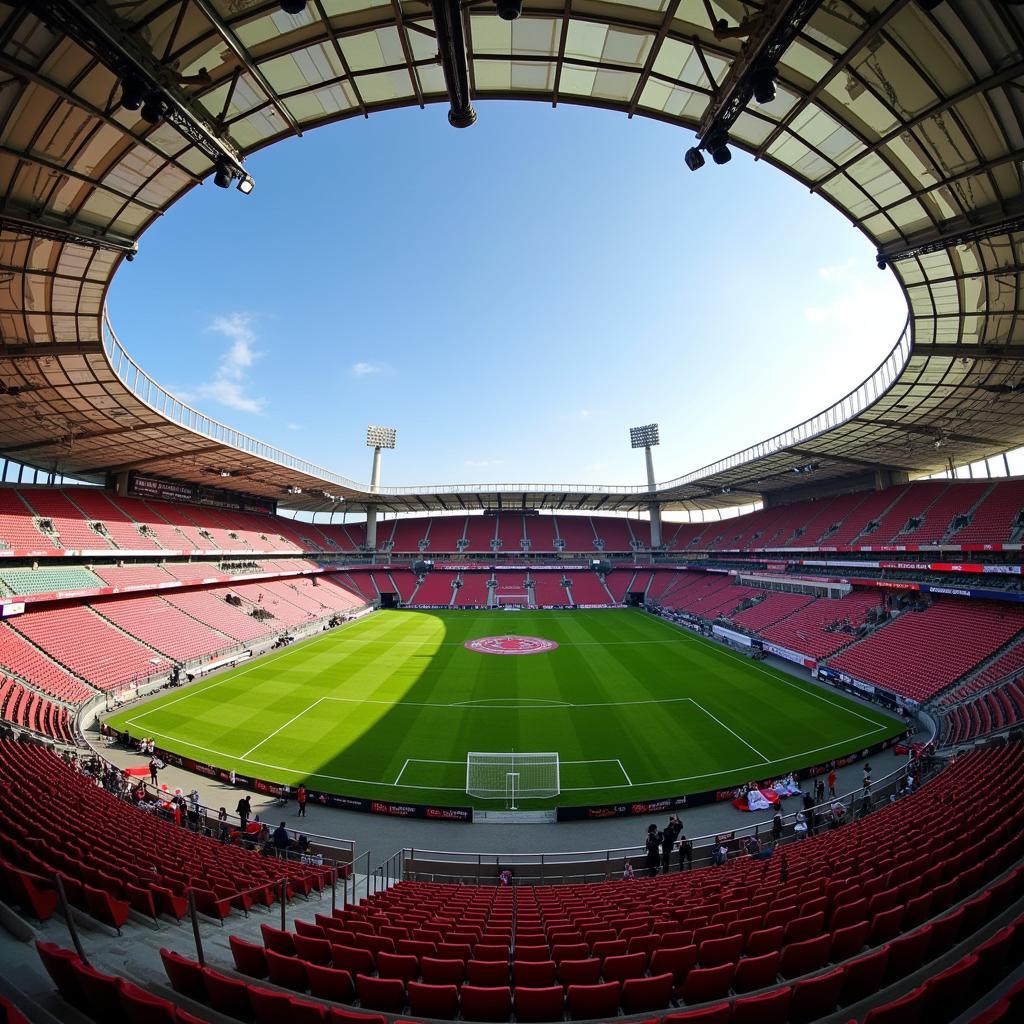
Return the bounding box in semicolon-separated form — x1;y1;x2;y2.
237;175;255;195
280;1;308;13
219;469;232;477
629;423;660;449
140;92;168;125
496;0;523;20
876;256;888;270
124;247;137;263
213;159;233;189
366;425;397;449
684;147;705;172
706;133;732;165
120;76;147;111
285;486;303;495
751;66;777;105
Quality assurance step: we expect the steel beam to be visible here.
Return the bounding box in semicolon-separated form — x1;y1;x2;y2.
429;0;476;127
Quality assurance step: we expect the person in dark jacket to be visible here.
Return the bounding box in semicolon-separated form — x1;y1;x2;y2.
644;824;662;877
236;795;251;831
273;822;290;858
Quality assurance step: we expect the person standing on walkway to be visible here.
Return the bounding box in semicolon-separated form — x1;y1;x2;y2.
237;795;251;831
662;815;681;873
827;768;837;798
296;783;307;817
149;756;159;786
645;824;661;877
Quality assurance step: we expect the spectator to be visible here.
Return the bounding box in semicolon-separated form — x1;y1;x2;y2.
827;767;837;797
297;783;307;817
662;815;681;873
794;810;808;838
771;812;783;842
814;778;825;804
622;861;635;880
149;756;159;786
273;822;290;858
744;835;761;857
644;824;662;877
863;762;872;785
237;795;251;831
711;843;729;866
218;807;229;842
677;833;693;871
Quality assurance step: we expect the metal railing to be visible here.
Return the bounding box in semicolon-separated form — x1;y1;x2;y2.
102;305;914;502
375;755;932;887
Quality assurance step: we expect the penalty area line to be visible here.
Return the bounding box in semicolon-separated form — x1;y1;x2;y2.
686;699;770;763
240;697;326;759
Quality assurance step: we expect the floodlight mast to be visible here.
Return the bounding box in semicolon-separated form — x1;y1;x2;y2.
364;425;397;550
629;423;663;548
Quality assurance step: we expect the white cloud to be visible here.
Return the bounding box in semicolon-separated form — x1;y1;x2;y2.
285;421;302;431
804;261;906;337
188;313;265;414
464;458;505;469
351;361;384;376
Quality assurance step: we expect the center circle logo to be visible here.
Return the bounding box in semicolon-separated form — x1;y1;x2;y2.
464;635;559;656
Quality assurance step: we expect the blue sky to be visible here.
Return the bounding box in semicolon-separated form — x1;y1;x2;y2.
109;101;907;491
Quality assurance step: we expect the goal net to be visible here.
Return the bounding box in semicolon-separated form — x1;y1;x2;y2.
466;752;560;800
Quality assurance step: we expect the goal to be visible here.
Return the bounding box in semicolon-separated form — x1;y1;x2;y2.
466;752;560;803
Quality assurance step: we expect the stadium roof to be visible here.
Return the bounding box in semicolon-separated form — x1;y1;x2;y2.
1;0;1022;514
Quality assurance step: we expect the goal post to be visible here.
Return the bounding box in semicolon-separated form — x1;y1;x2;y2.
466;752;560;800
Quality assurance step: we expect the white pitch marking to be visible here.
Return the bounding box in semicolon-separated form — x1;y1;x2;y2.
118;621;354;724
616;759;633;786
240;697;325;760
394;759;411;785
126;724;886;795
686;698;770;763
646;613;897;729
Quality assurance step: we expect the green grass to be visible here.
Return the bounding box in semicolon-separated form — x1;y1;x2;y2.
104;609;902;808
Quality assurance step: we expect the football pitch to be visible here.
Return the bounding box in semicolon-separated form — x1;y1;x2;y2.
104;609;903;809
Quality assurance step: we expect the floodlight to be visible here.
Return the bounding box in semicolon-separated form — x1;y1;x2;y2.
751;66;777;105
629;423;660;449
280;1;308;13
496;0;523;20
366;425;397;449
141;92;168;125
286;486;302;495
213;160;233;189
219;469;231;478
237;175;255;195
684;147;705;172
120;76;146;111
876;256;888;270
707;133;732;165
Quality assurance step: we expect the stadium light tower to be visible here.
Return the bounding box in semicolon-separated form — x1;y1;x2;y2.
629;423;663;548
364;425;397;550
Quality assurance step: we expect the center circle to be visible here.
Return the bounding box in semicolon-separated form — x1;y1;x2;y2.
464;635;560;656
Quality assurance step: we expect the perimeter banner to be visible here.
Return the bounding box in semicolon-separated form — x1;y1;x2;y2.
133;741;474;822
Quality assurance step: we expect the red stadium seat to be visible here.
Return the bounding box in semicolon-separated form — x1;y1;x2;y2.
558;959;602;986
249;986;296;1024
602;952;646;983
73;960;124;1020
566;981;620;1019
920;954;979;1024
789;966;845;1024
513;985;565;1022
779;934;830;979
839;946;890;1006
862;983;927;1024
733;951;780;993
355;975;405;1013
466;960;509;986
265;949;307;991
731;986;792;1024
119;983;176;1024
681;963;734;1004
621;973;674;1014
513;960;557;987
420;957;466;985
407;982;459;1020
228;936;269;978
377;953;418;983
201;969;252;1019
306;964;354;1003
829;921;869;962
460;985;512;1022
663;1005;732;1024
160;948;207;998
